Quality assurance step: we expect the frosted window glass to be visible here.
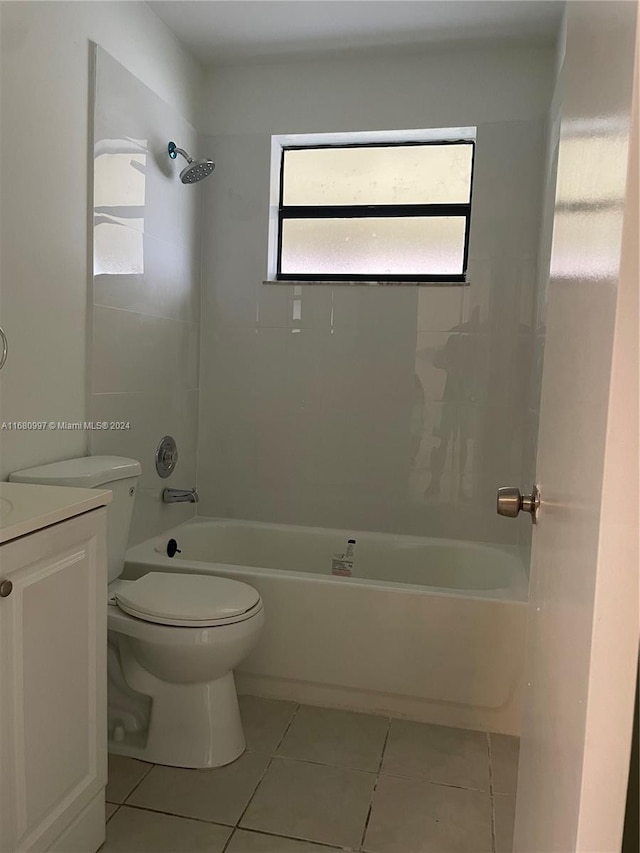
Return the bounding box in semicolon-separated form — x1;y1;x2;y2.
283;144;473;206
280;217;466;276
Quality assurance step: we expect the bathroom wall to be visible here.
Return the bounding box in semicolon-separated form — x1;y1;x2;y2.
517;19;566;567
0;1;202;483
196;42;555;546
89;47;202;544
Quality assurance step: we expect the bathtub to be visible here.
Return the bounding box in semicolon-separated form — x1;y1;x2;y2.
124;518;528;735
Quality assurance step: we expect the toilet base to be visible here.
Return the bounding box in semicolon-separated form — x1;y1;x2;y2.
110;665;246;768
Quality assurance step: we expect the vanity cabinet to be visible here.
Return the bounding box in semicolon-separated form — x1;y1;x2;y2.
0;506;108;853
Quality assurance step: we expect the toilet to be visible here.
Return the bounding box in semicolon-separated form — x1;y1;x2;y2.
10;456;264;769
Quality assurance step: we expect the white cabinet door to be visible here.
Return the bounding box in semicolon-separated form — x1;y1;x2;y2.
0;508;107;853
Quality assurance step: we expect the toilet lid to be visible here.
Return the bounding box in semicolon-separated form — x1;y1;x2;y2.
114;572;261;627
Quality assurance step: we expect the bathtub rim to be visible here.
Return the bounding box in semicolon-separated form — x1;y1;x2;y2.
124;516;529;604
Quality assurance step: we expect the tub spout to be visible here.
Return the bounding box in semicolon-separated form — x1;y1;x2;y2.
163;488;199;504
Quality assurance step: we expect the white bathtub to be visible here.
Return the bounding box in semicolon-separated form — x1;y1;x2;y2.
124;518;528;734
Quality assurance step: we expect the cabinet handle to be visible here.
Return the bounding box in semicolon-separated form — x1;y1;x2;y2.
0;326;7;371
0;580;13;597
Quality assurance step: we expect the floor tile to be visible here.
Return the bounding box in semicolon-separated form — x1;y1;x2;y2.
127;752;270;825
490;734;520;794
363;774;493;853
106;754;152;803
102;805;232;852
276;705;388;771
240;757;375;849
106;803;119;822
381;720;490;791
226;828;337;852
494;794;516;853
239;695;298;754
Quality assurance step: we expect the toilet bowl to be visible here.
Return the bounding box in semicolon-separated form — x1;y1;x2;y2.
107;573;263;767
10;456;264;768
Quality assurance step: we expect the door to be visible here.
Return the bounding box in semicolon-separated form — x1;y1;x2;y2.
514;3;639;852
0;509;107;853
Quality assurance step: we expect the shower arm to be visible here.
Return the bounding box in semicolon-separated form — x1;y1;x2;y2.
168;142;193;164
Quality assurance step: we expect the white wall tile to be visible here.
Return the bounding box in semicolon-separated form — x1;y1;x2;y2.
90;389;198;490
196;46;552;548
129;486;197;546
414;333;457;402
92;306;198;394
90;48;201;545
257;285;292;328
95;52;186;248
416;287;464;332
94;232;199;324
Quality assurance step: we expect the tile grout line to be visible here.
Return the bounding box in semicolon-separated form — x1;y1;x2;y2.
118;704;303;833
112;795;355;851
358;716;392;852
376;718;393;775
93;300;199;327
220;821;238;853
106;804;120;824
252;751;381;777
234;703;301;831
235;754;276;829
273;703;302;752
220;827;235;853
114;760;155;808
488;732;497;853
118;800;236;827
225;825;348;851
251;752;382;774
245;704;492;792
375;768;491;793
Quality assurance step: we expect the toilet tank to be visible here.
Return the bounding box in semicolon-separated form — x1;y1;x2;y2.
10;456;141;583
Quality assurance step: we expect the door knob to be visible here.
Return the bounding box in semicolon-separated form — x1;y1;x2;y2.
0;579;13;598
497;486;540;523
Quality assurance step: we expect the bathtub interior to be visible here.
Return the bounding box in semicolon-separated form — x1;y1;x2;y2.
121;517;529;732
132;518;528;598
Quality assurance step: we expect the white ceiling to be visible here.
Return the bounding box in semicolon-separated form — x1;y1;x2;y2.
148;1;564;65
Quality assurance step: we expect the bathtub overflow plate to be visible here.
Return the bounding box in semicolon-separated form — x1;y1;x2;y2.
156;435;178;479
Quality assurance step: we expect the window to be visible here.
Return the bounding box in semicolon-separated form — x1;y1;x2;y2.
274;136;475;283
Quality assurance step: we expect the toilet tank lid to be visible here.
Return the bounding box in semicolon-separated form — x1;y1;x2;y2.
10;456;141;488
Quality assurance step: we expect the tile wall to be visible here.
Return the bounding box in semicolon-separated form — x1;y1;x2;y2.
89;47;201;543
197;112;549;546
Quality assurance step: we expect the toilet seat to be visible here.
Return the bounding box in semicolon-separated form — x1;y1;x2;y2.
113;572;262;628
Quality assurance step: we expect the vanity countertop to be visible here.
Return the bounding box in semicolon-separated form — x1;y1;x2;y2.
0;482;112;544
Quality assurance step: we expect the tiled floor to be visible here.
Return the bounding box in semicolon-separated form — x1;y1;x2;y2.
102;696;519;853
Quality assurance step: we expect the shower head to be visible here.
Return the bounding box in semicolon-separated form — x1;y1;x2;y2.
168;141;215;184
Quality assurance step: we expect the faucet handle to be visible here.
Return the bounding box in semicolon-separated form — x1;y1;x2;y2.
156;436;178;479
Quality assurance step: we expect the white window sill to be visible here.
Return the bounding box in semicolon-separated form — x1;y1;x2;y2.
262;280;469;288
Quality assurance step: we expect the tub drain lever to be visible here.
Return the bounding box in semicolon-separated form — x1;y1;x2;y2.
167;539;182;558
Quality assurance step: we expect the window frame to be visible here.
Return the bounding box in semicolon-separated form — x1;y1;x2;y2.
276;139;476;283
